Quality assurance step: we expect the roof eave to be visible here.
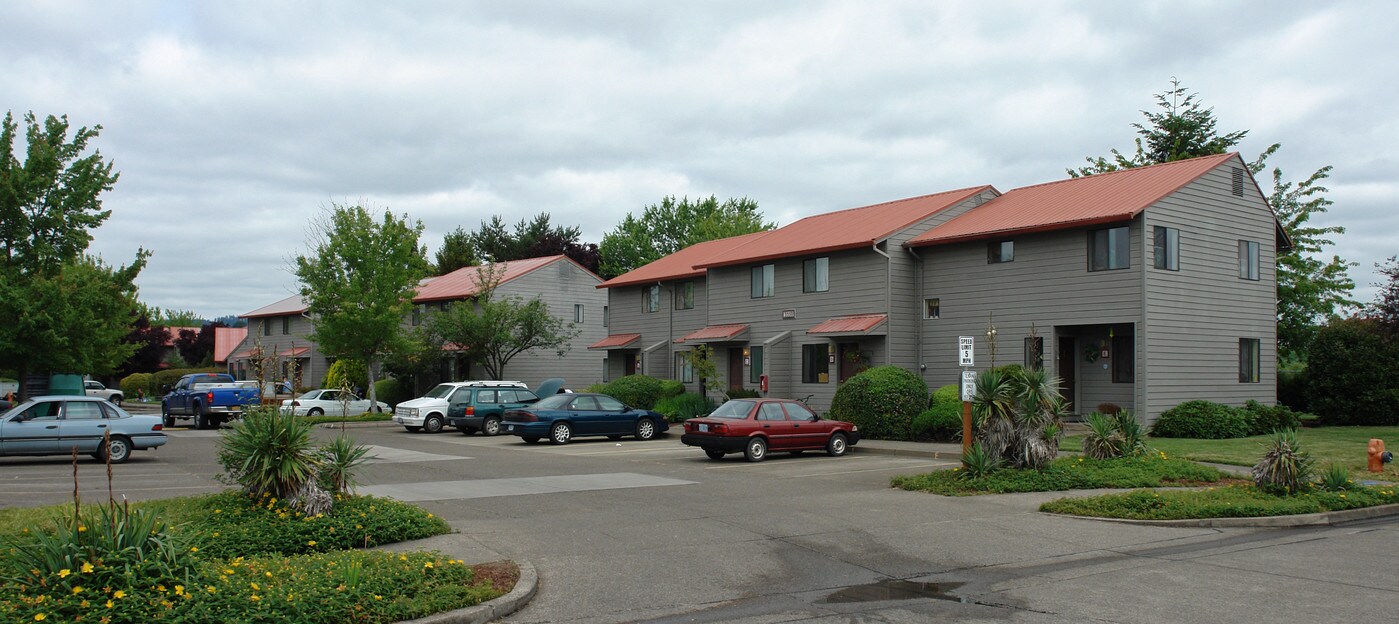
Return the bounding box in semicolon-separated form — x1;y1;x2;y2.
597;270;705;289
696;241;876;270
905;213;1139;248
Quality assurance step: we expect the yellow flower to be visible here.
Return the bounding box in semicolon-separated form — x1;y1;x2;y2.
72;586;84;594
1339;493;1347;499
250;582;260;591
206;586;216;594
190;547;199;553
174;585;185;596
373;595;382;601
423;562;434;569
81;562;94;573
34;615;46;621
399;555;407;561
307;540;317;546
157;584;166;592
78;525;87;533
105;600;114;608
250;594;261;602
223;569;234;576
113;590;125;599
212;532;219;537
58;569;71;578
264;572;272;578
80;601;89;608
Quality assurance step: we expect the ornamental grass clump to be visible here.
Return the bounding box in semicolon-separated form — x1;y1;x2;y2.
1251;428;1315;494
219;407;373;515
1081;411;1150;459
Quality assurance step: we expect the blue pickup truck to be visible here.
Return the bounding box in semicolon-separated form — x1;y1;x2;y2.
160;373;260;429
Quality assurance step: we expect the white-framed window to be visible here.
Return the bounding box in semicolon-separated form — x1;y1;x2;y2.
923;298;941;320
1239;338;1260;383
1238;240;1260;280
603;305;609;327
987;240;1014;264
1089;226;1130;271
1153;226;1179;271
574;304;584;323
676;353;694;383
643;285;660;312
751;264;775;298
675;281;694;310
802;257;829;293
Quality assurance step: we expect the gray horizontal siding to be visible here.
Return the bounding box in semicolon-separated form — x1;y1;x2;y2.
491;260;607;388
1143;158;1277;417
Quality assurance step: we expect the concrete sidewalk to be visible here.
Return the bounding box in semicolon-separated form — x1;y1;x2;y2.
856;438;964;460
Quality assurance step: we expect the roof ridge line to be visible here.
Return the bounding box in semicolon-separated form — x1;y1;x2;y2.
785;184;993;223
1006;152;1236;194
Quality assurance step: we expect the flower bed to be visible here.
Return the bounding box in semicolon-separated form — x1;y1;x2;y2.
1040;482;1399;520
891;454;1230;496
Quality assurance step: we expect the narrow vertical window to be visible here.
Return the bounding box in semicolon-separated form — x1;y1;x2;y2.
262;320;271;336
1238;240;1259;280
676;353;694;383
1153;226;1179;271
574;304;584;323
751;264;774;298
924;298;940;320
411;305;422;326
644;285;660;312
802;343;829;383
987;240;1014;263
1239;338;1260;383
602;305;609;327
802;257;829;292
282;316;290;335
1024;336;1043;371
1111;334;1133;383
1089;226;1130;271
675;281;694;309
749;346;764;383
602;359;609;382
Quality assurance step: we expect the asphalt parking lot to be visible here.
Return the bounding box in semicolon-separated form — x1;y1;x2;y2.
3;422;1395;623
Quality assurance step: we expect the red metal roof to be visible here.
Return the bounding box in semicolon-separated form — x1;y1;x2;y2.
678;324;750;343
588;333;642;350
278;346;310;357
415;255;589;303
161;326;200;346
697;186;993;269
907;153;1238;247
242;295;307;319
229;348;257;360
598;232;771;289
213;327;248;364
806;314;888;335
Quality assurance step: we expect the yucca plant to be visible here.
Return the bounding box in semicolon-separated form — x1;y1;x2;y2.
1082;412;1123;459
1252;428;1315;494
1114;410;1148;458
959;442;1001;479
972;367;1065;470
320;434;372;494
1318;463;1352;491
218;406;321;501
971;369;1017;465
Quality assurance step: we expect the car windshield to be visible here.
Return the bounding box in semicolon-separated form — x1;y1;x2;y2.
532;395;572;409
423;384;456;399
709;400;755;419
298;391;320;400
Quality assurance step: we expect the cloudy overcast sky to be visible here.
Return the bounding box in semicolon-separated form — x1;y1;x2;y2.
3;1;1394;319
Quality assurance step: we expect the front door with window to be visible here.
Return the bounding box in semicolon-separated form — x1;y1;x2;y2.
1057;337;1077;412
728;349;744;391
623;353;638;377
837;343;860;382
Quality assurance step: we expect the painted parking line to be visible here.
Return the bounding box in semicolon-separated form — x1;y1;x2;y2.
359;472;696;502
360;445;469;464
527;444;696;457
778;461;955;479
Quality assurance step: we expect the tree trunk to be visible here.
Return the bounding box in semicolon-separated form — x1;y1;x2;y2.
366;358;378;407
16;362;28;403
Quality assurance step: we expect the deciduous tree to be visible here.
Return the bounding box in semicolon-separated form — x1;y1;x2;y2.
294;203;429;408
424;264;579;380
599;195;773;278
1370;256;1399;332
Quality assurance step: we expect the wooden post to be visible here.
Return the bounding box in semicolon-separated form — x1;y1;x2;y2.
961;401;972;457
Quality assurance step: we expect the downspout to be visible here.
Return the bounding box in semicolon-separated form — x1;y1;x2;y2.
907;245;924;378
871;241;892;366
1138;218;1148;421
662;281;670;380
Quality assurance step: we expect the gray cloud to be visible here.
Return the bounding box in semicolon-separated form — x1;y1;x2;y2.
2;0;1393;317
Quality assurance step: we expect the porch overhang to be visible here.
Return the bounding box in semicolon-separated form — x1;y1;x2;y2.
678;324;750;344
805;314;888;337
229;349;258;360
278;346;310;357
589;333;642;350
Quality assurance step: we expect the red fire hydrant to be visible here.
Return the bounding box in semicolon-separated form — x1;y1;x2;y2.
1368;439;1389;473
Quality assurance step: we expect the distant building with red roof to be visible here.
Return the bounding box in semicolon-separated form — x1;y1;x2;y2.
598;153;1282;421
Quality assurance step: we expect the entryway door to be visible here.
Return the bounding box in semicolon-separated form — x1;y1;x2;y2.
1056;337;1076;412
837;343;859;383
728;349;744;390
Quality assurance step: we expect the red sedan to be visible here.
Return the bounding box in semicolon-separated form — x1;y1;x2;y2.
680;398;860;462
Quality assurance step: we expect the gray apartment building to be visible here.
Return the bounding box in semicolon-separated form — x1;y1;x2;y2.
230;254;607;393
594;153;1283;422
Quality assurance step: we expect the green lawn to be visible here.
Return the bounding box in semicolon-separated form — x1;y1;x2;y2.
1062;426;1399;479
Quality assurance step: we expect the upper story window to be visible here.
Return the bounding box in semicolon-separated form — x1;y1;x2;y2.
802;257;829;293
987;240;1014;264
262;319;271;336
643;285;660;312
602;305;609;327
411;304;423;326
1238;240;1260;280
1153;226;1180;271
281;316;291;335
751;264;775;298
574;304;584;323
1089;226;1130;271
675;281;694;310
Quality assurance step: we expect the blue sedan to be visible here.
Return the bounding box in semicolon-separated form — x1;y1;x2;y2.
0;395;168;463
502;393;668;444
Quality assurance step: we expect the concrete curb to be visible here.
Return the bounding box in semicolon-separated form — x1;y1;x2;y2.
855;444;963;461
1054;503;1399;528
400;560;538;624
317;420;395;429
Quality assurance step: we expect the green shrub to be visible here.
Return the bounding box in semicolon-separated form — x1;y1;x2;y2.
1040;483;1399;520
1318;463;1352;491
323;359;370;392
218;407;321;501
1081;412;1123;459
828;365;929;440
911;402;963;441
658;379;685;398
1252;429;1315;494
602;374;665;409
1277;367;1309;413
895;454;1225;495
1150;400;1250;439
151;367;222;395
1241;400;1304;436
930;384;960;407
1306;317;1399;425
653;393;716;423
726;388;761;399
319;435;371;494
373;377;412;407
182;492;450;558
581;383;608;394
119;372;153;398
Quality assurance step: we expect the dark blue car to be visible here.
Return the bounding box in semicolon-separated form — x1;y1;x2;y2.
501;393;668;444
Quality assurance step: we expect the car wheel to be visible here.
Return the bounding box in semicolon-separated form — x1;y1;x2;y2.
423;414;444;433
744;437;768;462
405;426;422;432
550;422;572;445
161;403;174;428
826;432;849;457
635;418;657;441
704;448;726;460
110;395;123;407
98;435;132;464
307;407;324;417
482;416;502;436
458;426;478;435
522;436;541;444
194;403;209;430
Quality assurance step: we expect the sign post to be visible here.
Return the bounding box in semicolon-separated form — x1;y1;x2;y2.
958;336;974;457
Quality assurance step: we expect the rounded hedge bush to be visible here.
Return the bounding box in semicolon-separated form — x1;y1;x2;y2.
1242;400;1304;436
658;379;685;399
1305;318;1399;426
930;384;960;407
1150;400;1250;439
828;365;929;440
653;392;716;423
322;358;369;392
119;372;153;398
912;402;964;441
603;374;665;409
373;377;413;407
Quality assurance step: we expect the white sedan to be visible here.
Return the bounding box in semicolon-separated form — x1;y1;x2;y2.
280;389;389;417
